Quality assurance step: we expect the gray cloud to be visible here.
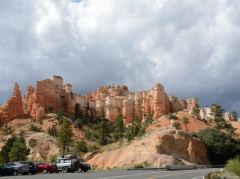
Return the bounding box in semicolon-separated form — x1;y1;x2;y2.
0;0;239;115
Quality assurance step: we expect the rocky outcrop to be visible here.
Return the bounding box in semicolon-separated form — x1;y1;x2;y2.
25;76;73;119
224;112;237;121
86;129;209;169
0;110;6;126
200;107;237;122
27;133;59;161
0;76;200;123
152;83;169;119
1;83;25;120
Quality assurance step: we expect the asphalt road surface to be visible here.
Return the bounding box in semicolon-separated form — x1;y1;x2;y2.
0;168;217;179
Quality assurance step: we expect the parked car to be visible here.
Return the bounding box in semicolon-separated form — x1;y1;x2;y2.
36;163;58;173
18;161;38;174
56;155;91;173
0;162;30;176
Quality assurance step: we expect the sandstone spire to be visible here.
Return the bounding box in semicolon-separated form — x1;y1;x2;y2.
5;83;25;119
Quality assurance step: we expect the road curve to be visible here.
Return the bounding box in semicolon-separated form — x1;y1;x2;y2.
0;168;217;179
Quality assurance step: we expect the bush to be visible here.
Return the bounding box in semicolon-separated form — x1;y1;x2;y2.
49;154;58;163
126;118;145;141
173;122;181;130
72;140;89;157
225;156;240;177
197;128;240;164
2;124;14;135
47;125;58;137
29;124;42;132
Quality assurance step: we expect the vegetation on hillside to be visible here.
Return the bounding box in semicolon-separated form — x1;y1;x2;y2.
0;133;30;163
196;128;240;164
57;118;73;157
225;156;240;177
192;103;200;119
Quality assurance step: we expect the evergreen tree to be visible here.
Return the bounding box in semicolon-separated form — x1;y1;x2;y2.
182;117;190;131
72;140;89;157
57;119;73;157
114;114;125;141
9;135;30;161
210;104;226;129
125;117;144;141
192;103;200;119
0;135;17;163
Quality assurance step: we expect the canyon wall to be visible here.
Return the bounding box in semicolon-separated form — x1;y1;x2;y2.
0;76;199;123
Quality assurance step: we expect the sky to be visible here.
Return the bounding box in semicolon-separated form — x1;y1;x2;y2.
0;0;240;115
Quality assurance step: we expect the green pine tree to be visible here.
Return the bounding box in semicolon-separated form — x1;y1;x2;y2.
210;104;226;129
0;135;17;163
182;117;190;131
192;103;200;119
57;119;73;157
9;136;30;161
114;114;125;141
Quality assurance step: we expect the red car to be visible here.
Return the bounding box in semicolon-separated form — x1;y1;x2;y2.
36;163;58;174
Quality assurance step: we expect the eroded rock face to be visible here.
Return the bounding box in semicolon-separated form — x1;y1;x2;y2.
0;76;200;123
156;130;208;165
224;112;237;121
200;108;237;122
0;111;6;126
25;76;73;119
26;133;59;161
4;83;25;120
86;129;209;169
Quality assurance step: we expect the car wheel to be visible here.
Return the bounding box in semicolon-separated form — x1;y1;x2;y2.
43;169;48;174
13;170;18;176
62;167;68;173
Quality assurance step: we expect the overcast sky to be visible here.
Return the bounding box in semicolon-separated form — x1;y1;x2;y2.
0;0;240;114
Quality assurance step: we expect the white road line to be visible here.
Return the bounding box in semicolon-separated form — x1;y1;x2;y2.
147;170;207;179
191;176;203;179
95;171;166;179
95;169;210;179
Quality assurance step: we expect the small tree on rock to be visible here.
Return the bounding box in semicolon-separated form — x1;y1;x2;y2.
192;103;200;119
182;117;190;131
210;104;226;129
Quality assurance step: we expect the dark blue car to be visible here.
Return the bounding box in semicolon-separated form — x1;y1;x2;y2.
0;162;30;176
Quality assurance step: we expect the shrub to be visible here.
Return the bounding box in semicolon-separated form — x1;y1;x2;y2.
49;154;58;163
47;125;58;137
126;118;145;141
29;124;42;132
225;156;240;177
2;124;14;135
173;122;181;130
72;140;89;157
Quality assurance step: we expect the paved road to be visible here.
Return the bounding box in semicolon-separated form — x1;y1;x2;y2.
0;168;217;179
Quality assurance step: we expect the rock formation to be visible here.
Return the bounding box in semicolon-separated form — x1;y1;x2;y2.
86;129;209;169
1;75;230;124
224;112;237;121
200;107;237;122
0;83;25;121
24;76;73;119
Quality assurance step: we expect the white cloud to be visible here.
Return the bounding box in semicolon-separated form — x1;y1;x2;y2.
0;0;239;114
